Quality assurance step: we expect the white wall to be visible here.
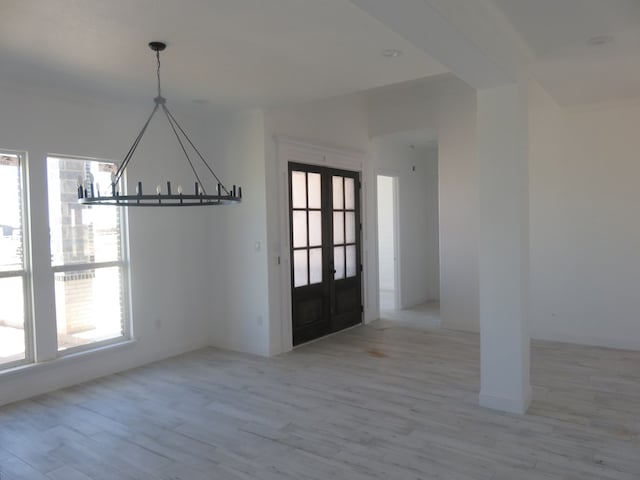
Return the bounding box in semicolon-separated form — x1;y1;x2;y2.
529;85;640;350
265;94;371;153
435;85;479;332
368;74;640;351
376;175;396;292
0;83;211;406
368;74;640;350
204;109;271;356
263;94;374;354
367;75;479;331
422;147;441;302
367;73;640;350
6;65;638;408
259;77;478;349
201;80;476;357
372;138;440;308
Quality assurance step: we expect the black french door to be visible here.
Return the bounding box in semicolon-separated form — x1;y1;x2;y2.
289;163;362;346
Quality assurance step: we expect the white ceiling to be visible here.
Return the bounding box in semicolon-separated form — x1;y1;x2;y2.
0;0;447;109
3;1;639;109
493;0;640;105
380;129;438;150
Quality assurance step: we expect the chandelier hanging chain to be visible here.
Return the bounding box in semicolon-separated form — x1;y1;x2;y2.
160;103;208;194
163;105;229;194
112;103;159;187
156;48;162;99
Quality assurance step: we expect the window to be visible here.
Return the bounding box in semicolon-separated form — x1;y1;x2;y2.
47;156;128;352
0;151;30;367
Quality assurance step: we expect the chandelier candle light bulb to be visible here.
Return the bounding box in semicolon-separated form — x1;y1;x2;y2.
110;172;117;196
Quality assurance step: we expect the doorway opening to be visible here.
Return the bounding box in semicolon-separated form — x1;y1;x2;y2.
376;175;398;311
372;132;441;328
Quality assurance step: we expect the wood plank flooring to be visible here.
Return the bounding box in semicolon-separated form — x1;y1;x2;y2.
1;320;639;479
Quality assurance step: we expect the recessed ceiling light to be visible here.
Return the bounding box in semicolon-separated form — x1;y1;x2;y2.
587;35;614;46
382;49;402;58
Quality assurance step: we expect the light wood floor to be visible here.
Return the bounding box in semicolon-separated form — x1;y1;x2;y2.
1;320;639;479
380;301;441;328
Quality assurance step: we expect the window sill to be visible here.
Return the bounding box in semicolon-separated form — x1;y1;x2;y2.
0;338;138;379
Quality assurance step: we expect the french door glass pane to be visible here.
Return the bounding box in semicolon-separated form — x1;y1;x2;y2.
333;212;344;244
309;248;322;284
47;157;121;266
292;211;307;248
334;246;345;280
293;250;308;287
0;154;23;272
308;211;322;247
345;212;356;244
291;168;358;292
55;267;124;351
346;245;357;278
307;173;321;209
291;171;307;209
344;177;355;210
332;176;343;210
0;276;25;365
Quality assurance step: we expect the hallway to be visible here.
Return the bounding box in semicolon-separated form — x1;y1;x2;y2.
380;301;441;329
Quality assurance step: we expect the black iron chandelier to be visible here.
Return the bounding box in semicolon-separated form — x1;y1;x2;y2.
78;41;242;207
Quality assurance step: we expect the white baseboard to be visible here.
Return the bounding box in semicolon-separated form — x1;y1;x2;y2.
531;329;640;352
479;385;532;415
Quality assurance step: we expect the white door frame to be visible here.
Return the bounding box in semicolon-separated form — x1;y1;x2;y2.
275;136;368;354
375;173;401;311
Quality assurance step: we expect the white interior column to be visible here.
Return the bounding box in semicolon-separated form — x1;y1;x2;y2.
477;82;531;414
